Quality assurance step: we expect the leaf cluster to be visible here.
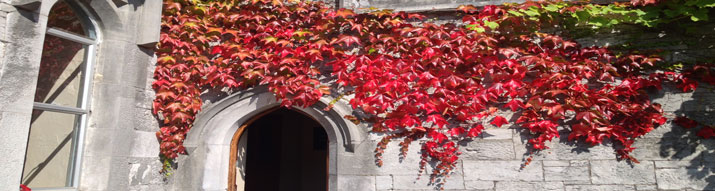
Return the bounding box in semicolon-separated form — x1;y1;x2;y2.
155;0;715;181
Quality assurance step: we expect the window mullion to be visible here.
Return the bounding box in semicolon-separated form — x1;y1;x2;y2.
46;28;95;45
33;102;88;115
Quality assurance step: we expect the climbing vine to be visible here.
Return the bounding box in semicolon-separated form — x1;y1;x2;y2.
155;0;714;180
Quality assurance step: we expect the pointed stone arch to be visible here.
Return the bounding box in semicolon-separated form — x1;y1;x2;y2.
174;87;364;190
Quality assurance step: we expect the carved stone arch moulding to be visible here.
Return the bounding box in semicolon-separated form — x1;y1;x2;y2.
176;87;364;191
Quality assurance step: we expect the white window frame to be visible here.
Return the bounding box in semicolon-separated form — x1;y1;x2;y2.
26;0;101;189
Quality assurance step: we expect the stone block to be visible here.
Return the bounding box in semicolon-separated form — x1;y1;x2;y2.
679;90;715;112
564;185;636;191
135;0;162;47
543;160;570;167
656;168;714;190
590;160;656;184
338;175;375;191
495;181;564;191
544;166;589;182
569;160;588;166
465;180;494;190
482;128;513;139
375;175;392;190
129;131;160;158
83;128;133;157
631;137;703;161
654;160;699;168
127;158;165;187
635;184;657;191
339;140;422;175
79;156;112;190
0;56;38;113
513;131;615;160
463;161;543;181
461;139;515;160
393;174;464;190
0;111;30;191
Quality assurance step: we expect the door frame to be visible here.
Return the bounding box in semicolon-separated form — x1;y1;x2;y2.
227;107;332;191
227;107;277;191
175;88;363;190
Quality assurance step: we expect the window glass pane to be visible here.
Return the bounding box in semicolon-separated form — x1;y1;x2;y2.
34;35;86;108
47;0;87;37
22;110;79;188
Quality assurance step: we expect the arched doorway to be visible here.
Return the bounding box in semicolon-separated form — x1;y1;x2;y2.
229;108;328;191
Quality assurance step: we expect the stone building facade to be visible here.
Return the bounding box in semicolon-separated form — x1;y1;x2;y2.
0;0;713;191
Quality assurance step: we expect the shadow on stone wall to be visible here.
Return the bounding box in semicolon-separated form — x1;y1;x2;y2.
660;84;715;190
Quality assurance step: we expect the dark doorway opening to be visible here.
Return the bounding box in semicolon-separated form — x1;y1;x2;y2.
239;108;328;191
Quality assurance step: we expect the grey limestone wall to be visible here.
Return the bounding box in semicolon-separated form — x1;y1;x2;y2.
331;4;715;191
0;0;165;190
335;85;715;191
78;1;166;190
0;0;48;189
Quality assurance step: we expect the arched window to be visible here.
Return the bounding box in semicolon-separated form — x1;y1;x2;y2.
21;0;98;188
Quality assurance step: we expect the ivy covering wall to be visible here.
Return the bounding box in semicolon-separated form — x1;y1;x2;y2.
155;0;715;183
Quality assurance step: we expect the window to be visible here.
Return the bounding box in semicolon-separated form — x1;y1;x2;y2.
21;0;98;188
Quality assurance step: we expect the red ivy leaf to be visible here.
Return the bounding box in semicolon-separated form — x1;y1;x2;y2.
211;46;225;55
428;131;448;143
332;35;361;47
677;78;698;92
467;124;484;137
427;114;449;129
491;116;508;127
448;127;466;136
171;112;192;123
504;99;525;111
697;126;715;139
674;116;698;129
335;8;356;18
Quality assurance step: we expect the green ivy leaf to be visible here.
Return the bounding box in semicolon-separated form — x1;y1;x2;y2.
484;20;499;29
466;24;485;33
522;8;540;17
508;10;524;17
690;8;709;21
544;4;559;12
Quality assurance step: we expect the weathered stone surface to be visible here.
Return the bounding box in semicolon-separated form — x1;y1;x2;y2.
482;128;513;140
465;180;494;190
393;174;465;190
590;160;656;184
654;160;700;168
129;131;160;158
635;184;657;191
564;185;636;191
656;168;715;190
375;175;392;190
464;161;543;181
461;139;515;160
128;158;165;187
569;160;589;166
338;175;375;191
0;111;31;190
631;137;703;161
79;156;112;190
495;181;564;191
513;131;615;160
340;140;421;175
135;0;162;47
543;160;570;167
544;166;589;182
